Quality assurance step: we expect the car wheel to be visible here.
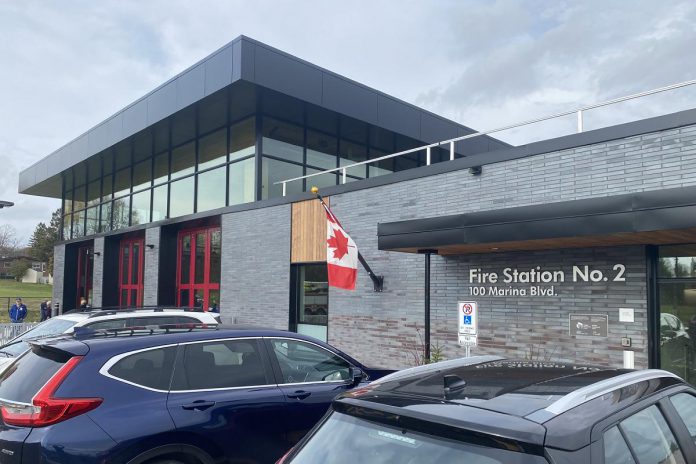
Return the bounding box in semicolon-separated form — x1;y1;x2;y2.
148;460;186;464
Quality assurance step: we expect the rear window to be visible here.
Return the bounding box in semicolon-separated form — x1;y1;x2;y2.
0;348;69;404
288;412;547;464
107;346;177;390
0;319;77;357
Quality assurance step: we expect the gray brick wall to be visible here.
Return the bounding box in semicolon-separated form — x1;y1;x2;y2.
52;244;65;315
91;238;105;307
220;204;291;328
326;124;696;368
143;227;161;306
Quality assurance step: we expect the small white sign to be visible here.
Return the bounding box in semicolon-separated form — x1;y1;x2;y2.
458;334;478;346
619;307;635;323
458;301;478;336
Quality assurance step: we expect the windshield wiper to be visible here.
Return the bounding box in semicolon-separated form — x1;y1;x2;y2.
0;351;16;358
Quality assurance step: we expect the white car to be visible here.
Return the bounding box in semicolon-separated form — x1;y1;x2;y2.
0;308;220;371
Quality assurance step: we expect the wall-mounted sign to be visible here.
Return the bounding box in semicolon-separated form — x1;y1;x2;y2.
569;314;609;337
467;264;627;298
619;307;635;323
458;301;478;346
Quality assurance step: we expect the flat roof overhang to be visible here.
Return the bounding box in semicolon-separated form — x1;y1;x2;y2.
377;185;696;255
20;36;504;199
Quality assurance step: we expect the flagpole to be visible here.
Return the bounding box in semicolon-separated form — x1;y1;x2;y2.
312;187;384;292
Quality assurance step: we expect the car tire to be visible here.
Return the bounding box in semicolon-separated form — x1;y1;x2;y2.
148;460;186;464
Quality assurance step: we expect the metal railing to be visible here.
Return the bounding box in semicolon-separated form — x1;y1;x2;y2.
276;79;696;195
0;323;41;345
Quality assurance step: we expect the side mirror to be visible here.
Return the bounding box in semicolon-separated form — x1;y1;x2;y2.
349;367;364;387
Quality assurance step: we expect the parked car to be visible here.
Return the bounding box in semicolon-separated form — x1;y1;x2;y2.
0;308;220;371
278;356;696;463
0;325;393;463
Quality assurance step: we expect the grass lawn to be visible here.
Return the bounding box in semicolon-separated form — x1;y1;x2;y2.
0;280;53;323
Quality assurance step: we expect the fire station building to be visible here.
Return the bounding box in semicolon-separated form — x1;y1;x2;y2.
19;36;696;378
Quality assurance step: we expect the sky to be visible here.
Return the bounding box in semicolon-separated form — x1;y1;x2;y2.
1;0;695;244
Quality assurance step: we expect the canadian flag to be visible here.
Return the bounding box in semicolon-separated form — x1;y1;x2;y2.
322;204;358;290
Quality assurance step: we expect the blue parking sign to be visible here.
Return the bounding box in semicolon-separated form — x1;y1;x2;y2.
463;315;472;325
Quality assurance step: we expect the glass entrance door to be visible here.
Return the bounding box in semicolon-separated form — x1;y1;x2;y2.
177;227;221;311
290;264;329;342
119;238;144;307
76;245;93;308
658;245;696;383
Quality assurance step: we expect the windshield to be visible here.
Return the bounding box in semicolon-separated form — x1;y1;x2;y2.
288;412;547;464
0;319;77;357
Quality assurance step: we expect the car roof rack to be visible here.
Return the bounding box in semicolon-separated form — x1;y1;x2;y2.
77;306;205;319
74;323;219;339
525;369;682;423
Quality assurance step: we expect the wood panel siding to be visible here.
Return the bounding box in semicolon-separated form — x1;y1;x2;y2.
291;198;328;263
390;228;696;255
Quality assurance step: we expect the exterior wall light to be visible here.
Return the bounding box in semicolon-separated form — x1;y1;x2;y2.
146;244;155;249
469;166;482;176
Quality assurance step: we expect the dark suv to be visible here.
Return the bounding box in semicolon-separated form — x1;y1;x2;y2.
0;325;392;463
280;356;696;463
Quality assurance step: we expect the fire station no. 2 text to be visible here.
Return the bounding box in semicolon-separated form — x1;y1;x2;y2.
468;265;626;284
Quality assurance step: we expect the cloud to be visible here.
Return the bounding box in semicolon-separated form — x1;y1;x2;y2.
1;1;695;243
416;0;696;144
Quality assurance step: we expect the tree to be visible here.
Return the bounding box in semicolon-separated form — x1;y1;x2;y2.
0;224;19;255
28;208;61;275
8;259;31;282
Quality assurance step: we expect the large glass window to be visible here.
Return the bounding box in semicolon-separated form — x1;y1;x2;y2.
261;157;303;200
198;128;227;171
291;264;329;342
152;185;168;221
229;158;255;206
85;207;99;236
132;159;152;192
658;245;696;383
262;117;303;163
230;117;255;161
131;190;151;225
59;92;441;237
197;166;226;212
114;168;131;199
171;142;195;180
169;177;194;218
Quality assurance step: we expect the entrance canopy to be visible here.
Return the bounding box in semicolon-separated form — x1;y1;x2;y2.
377;186;696;255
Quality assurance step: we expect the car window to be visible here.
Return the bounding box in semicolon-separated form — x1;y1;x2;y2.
131;316;180;326
270;339;350;384
107;346;177;391
288;411;547;464
0;348;70;403
620;405;685;464
171;339;268;391
603;426;636;464
84;319;130;330
670;393;696;444
0;318;78;357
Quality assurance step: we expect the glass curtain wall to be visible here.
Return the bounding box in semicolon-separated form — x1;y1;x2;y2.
259;94;425;200
658;244;696;384
61;87;257;240
61;87;435;240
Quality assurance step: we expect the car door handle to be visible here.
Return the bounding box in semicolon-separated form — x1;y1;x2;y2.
182;400;216;411
287;390;311;400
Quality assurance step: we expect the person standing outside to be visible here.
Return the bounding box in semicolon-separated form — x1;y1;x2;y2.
9;297;27;323
40;299;51;322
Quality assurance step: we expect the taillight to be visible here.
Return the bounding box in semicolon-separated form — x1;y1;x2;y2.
1;356;102;427
276;447;294;464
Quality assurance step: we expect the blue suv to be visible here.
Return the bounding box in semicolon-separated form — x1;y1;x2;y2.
0;325;392;463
